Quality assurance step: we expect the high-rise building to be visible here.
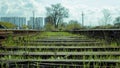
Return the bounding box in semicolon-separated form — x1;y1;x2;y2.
36;17;44;29
0;17;26;29
28;17;44;29
28;17;35;29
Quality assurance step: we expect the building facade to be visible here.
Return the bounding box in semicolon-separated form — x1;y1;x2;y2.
28;17;44;29
0;17;26;29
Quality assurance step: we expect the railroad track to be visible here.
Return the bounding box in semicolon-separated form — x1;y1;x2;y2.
0;52;120;56
0;32;120;68
0;31;13;46
1;46;119;52
0;59;119;68
22;39;96;42
2;46;120;50
21;42;104;46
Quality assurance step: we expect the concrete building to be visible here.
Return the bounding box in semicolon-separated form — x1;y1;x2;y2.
0;17;26;29
28;17;44;29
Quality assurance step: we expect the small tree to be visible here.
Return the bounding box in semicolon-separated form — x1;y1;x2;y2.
65;20;81;30
44;23;56;31
58;22;67;31
114;16;120;28
46;3;69;28
22;24;28;29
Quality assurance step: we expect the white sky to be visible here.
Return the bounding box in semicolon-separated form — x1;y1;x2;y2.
0;0;120;26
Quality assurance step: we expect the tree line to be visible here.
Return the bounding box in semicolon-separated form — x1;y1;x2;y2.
45;3;120;31
0;3;120;30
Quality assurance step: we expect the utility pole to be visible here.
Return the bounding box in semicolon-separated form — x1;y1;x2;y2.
33;11;35;29
81;11;84;28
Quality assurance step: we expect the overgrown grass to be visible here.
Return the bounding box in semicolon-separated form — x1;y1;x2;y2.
0;32;119;68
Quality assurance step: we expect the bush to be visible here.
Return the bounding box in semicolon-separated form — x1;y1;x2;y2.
65;22;82;30
0;21;16;29
44;23;56;31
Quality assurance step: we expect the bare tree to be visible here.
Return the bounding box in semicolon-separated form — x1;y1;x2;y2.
46;3;69;28
101;9;112;26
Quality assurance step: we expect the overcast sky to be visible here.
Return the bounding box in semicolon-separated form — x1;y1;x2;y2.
0;0;120;26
